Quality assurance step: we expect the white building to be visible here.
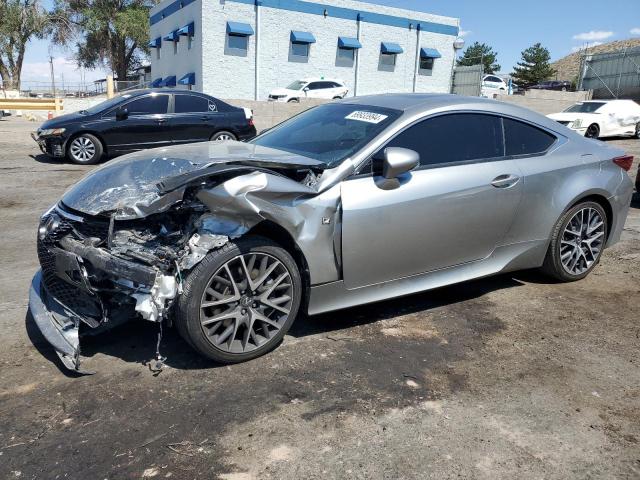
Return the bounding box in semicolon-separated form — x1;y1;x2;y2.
148;0;461;100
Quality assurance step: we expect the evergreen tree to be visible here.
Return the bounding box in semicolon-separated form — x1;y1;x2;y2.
511;43;556;87
456;42;500;74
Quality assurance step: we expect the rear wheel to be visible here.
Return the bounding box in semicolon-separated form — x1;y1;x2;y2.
542;201;607;281
210;131;236;142
585;123;600;139
67;133;103;164
175;236;302;364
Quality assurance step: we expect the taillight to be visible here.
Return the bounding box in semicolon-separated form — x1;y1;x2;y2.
248;117;254;127
612;155;633;171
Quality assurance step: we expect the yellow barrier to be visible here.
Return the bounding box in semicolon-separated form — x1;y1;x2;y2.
0;97;63;111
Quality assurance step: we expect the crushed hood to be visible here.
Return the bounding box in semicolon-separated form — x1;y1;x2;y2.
61;141;325;219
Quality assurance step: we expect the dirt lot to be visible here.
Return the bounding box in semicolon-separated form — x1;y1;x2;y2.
0;116;639;480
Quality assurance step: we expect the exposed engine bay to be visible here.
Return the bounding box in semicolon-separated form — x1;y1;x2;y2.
31;142;346;373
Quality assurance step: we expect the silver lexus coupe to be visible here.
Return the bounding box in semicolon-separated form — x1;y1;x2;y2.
30;94;634;372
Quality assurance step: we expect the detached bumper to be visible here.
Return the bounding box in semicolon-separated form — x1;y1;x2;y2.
29;270;91;373
30;132;65;157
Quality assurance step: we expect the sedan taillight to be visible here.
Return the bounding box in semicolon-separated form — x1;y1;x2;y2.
612;155;634;171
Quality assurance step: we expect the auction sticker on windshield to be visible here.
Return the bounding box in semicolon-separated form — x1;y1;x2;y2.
345;111;388;124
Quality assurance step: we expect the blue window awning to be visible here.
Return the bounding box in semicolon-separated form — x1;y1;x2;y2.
226;21;254;36
178;72;195;85
151;77;163;87
177;22;194;37
160;75;176;87
381;42;403;54
338;36;362;49
148;37;161;48
420;47;442;59
290;31;316;44
163;30;179;42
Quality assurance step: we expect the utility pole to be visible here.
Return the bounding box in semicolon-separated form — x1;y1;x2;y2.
49;56;56;97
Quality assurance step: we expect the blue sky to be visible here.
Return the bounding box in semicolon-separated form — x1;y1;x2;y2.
20;0;640;84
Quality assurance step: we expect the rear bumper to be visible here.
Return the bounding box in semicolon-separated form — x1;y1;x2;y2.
29;270;89;373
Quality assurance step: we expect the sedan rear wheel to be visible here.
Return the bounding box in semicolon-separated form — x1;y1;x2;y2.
542;201;607;281
210;131;236;142
175;236;302;363
67;133;103;164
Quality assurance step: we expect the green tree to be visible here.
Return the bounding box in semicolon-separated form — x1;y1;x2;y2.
511;43;556;87
0;0;51;90
51;0;152;81
456;42;500;74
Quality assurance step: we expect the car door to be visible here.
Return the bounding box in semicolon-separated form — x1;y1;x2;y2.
304;81;327;99
169;94;220;144
102;93;171;153
340;113;524;289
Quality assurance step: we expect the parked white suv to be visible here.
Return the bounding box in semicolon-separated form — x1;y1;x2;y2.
268;79;348;102
481;75;508;97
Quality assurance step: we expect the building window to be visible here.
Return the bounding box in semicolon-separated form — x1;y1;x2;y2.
337;47;354;61
419;56;434;70
290;42;309;58
380;53;396;67
228;34;248;51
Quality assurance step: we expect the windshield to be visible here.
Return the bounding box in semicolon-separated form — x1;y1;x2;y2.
286;81;307;90
250;103;401;167
82;94;133;115
564;102;605;113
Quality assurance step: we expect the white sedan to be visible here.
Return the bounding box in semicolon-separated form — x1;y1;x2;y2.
547;99;640;139
268;78;348;103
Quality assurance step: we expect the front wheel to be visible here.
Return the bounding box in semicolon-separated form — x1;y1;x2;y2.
585;123;600;139
175;236;302;364
67;133;103;164
541;201;607;281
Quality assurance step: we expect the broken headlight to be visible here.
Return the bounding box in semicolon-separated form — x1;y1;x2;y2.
39;128;66;136
571;119;582;129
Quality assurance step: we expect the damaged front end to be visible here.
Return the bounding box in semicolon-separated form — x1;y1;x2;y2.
29;142;338;373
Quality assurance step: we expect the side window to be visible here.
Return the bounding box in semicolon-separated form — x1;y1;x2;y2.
503;117;556;156
384;114;503;167
174;95;215;113
306;82;321;90
124;95;169;115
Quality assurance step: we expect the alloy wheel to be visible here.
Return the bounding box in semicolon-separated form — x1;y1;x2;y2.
69;136;96;162
585;124;599;139
199;253;293;353
560;207;605;275
214;133;233;141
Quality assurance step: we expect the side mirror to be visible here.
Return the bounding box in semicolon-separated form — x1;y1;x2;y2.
374;147;419;179
302;87;309;92
116;107;128;120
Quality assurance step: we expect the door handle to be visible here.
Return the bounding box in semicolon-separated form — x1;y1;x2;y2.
157;118;167;124
491;174;520;188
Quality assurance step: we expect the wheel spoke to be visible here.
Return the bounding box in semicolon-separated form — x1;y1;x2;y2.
201;308;239;326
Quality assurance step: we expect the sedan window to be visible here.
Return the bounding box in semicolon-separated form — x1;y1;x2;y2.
383;113;503;167
564;102;605;113
175;94;215;113
125;95;169;115
503;118;556;156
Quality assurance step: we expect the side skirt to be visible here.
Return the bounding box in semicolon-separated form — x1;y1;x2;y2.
307;240;547;316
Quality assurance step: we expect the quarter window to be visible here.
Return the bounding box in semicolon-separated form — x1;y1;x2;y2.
503;117;556;156
174;95;215;113
125;95;169;115
383;114;503;167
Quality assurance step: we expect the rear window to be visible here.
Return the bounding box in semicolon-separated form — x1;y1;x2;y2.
504;118;556;156
175;94;215;113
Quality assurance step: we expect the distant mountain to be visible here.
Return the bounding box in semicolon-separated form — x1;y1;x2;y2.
551;38;640;82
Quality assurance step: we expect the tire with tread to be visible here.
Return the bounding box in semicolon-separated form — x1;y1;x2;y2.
175;236;302;364
541;201;607;282
67;133;103;164
210;130;236;142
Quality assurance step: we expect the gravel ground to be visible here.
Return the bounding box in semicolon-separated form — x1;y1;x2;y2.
0;116;638;480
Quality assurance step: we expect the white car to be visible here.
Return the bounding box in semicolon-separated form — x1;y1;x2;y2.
268;78;348;102
481;75;508;97
547;99;640;139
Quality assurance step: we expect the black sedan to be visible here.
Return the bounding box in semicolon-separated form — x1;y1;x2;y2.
528;80;572;92
31;89;257;164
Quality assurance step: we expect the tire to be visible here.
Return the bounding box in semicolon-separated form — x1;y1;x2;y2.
67;133;103;164
332;96;342;100
561;87;567;92
175;236;302;364
287;98;300;103
585;123;600;139
541;201;608;282
634;122;640;139
210;131;236;142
